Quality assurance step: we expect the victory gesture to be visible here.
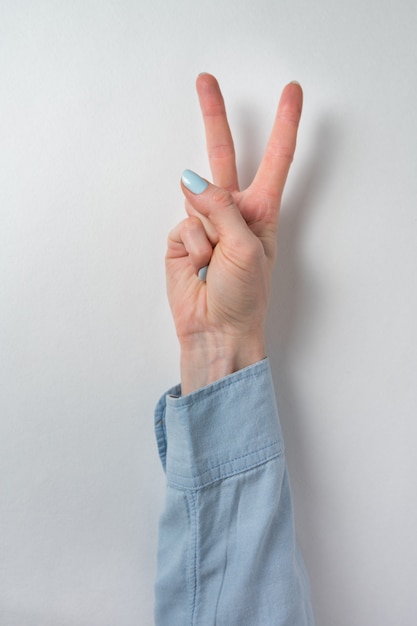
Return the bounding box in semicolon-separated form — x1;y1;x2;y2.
166;73;303;393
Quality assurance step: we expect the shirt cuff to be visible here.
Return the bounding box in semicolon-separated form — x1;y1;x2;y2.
154;358;284;490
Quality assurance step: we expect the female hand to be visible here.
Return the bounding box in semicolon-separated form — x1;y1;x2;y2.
166;74;303;393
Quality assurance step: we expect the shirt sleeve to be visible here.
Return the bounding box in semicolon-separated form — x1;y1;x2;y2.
154;358;314;626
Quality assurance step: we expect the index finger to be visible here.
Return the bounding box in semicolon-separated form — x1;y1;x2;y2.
196;73;239;192
251;81;303;208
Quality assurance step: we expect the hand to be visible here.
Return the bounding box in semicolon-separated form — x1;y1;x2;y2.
166;74;303;394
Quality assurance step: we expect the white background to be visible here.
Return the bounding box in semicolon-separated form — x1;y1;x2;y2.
1;1;416;624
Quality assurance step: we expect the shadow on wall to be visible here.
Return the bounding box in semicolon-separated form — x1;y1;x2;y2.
216;98;345;622
265;114;344;620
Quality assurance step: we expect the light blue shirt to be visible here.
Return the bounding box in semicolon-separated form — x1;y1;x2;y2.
154;358;314;625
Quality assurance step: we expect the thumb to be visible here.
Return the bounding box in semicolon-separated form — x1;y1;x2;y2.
181;170;250;245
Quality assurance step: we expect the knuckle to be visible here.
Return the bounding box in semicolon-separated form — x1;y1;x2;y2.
211;186;235;209
277;108;301;126
266;139;294;163
229;233;264;266
208;143;235;161
183;215;200;233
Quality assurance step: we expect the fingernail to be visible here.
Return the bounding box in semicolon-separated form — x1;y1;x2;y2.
182;169;208;194
290;80;301;86
198;265;208;281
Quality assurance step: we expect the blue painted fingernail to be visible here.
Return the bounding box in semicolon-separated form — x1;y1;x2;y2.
198;265;208;281
182;169;208;194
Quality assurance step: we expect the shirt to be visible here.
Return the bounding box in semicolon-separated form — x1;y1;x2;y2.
154;358;314;625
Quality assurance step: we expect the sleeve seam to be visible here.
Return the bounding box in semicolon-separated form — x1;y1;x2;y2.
167;445;283;491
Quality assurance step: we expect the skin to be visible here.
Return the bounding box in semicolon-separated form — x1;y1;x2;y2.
166;73;303;394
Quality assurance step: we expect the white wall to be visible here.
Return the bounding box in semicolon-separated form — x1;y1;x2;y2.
1;1;416;624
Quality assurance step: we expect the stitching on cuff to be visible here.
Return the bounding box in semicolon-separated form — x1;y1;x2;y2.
167;443;283;491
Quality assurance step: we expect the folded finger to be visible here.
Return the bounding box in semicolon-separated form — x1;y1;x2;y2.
181;170;262;267
184;196;219;246
167;215;213;275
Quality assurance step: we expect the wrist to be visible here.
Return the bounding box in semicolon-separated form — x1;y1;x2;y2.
179;331;266;395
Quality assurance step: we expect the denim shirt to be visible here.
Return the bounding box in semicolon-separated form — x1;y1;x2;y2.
154;358;314;626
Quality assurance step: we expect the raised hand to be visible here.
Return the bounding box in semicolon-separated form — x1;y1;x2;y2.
166;74;303;393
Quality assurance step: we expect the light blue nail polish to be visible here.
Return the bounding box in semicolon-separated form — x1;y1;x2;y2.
182;169;208;194
198;265;208;281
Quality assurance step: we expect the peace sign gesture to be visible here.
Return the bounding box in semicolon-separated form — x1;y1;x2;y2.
166;74;303;393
